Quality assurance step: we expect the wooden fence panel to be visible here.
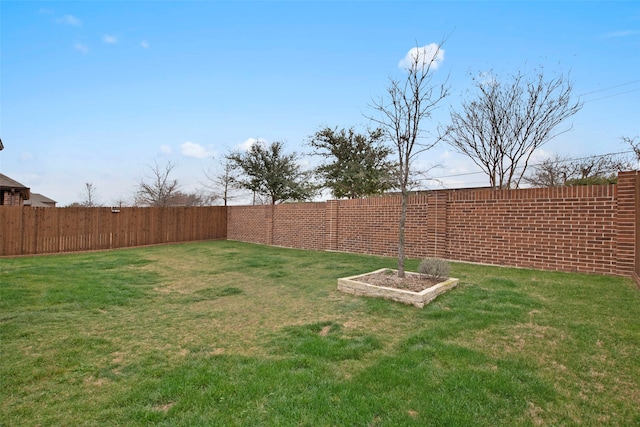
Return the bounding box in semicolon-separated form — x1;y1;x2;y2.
40;208;60;253
0;206;227;256
0;208;21;255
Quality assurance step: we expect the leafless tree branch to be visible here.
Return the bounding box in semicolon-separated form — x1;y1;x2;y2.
443;68;582;189
367;41;450;277
135;160;180;206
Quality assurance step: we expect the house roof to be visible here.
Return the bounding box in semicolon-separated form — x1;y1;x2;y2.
0;173;31;200
25;193;57;207
0;173;29;190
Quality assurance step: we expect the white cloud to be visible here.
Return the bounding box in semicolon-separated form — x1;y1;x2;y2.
477;71;497;86
237;138;267;151
438;150;452;161
181;141;215;158
74;43;89;54
57;14;81;26
141;40;150;49
103;35;118;44
529;148;553;164
20;152;34;162
160;144;172;154
398;43;445;71
603;30;639;38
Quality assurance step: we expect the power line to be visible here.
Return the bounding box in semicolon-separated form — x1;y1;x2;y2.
422;149;635;181
417;80;640;187
576;79;640;105
578;79;640;97
582;88;640;104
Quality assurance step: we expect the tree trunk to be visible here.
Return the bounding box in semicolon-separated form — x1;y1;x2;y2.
397;191;408;278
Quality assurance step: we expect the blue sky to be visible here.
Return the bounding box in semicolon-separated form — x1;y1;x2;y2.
1;1;639;206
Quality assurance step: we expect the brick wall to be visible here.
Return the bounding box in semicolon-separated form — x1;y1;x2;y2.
228;171;639;278
226;205;271;246
616;171;640;285
444;185;618;274
273;203;327;250
335;196;402;257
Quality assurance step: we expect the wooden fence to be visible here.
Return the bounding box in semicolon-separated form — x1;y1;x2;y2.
0;206;227;256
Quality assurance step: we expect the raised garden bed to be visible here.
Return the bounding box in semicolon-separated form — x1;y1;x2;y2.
337;268;459;308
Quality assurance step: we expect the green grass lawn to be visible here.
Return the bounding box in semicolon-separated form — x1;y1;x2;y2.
1;240;639;426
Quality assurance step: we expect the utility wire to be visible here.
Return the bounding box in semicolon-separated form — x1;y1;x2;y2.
421;149;635;181
582;88;640;104
417;80;640;186
578;79;640;97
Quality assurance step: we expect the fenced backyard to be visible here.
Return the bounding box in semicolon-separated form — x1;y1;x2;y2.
1;171;639;283
1;172;639;424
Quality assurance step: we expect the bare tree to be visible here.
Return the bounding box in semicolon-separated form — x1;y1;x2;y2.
135;160;180;206
525;153;632;187
523;154;570;188
203;157;239;206
565;155;631;184
162;190;216;206
368;42;449;277
623;135;640;164
111;196;129;208
79;182;101;207
443;68;583;189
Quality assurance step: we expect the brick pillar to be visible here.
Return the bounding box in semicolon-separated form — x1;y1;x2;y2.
325;200;338;251
426;191;448;259
616;171;639;277
266;205;274;246
636;172;640;286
